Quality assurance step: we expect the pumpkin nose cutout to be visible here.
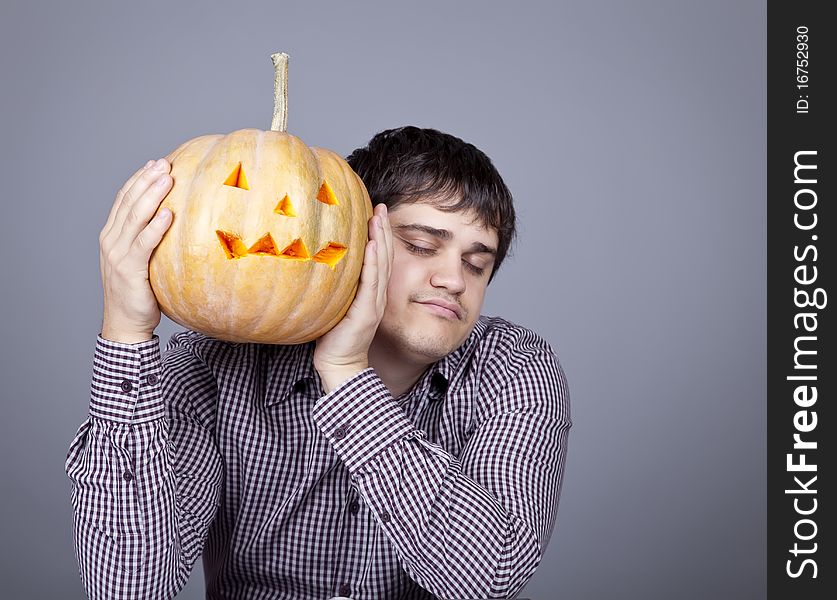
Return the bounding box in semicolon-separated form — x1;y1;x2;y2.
274;194;296;216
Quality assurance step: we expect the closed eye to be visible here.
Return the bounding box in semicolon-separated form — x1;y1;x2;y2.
403;241;435;255
403;241;485;276
464;262;486;276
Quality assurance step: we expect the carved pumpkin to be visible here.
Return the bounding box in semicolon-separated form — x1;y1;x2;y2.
148;54;372;344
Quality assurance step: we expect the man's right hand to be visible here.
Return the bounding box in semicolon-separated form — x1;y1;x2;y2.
99;158;174;344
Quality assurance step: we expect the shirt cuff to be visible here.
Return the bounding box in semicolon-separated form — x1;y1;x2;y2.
312;368;418;473
90;334;164;424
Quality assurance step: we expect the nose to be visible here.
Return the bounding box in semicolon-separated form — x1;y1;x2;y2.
429;252;466;295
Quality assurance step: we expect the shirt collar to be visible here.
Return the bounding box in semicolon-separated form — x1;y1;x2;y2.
409;315;489;402
263;315;488;406
440;315;487;392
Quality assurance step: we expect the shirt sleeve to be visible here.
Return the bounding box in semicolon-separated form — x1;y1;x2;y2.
65;334;224;600
311;350;571;600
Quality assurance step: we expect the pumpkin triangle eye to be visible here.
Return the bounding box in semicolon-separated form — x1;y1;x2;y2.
312;242;348;270
223;163;250;190
316;181;339;205
216;230;249;259
279;238;310;260
274;194;296;216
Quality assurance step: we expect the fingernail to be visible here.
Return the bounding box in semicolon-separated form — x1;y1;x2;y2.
157;208;171;220
155;173;169;186
144;160;155;169
152;158;167;171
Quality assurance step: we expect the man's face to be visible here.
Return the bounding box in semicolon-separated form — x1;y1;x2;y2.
374;199;499;364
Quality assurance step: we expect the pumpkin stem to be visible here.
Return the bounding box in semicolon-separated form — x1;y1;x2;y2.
270;52;289;132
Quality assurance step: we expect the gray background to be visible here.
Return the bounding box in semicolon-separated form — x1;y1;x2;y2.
0;0;765;598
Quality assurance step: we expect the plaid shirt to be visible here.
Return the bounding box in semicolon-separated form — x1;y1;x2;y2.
66;315;571;600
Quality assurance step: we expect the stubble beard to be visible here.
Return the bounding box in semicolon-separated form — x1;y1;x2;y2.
378;307;464;363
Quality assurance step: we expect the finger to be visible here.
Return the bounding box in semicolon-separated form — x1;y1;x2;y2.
374;214;389;308
380;204;393;262
111;172;173;257
130;206;174;264
379;204;393;279
102;159;155;236
351;238;379;315
366;213;381;255
367;211;379;237
110;159;172;240
367;208;390;309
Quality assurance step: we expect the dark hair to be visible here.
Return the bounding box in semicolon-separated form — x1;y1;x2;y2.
347;126;516;283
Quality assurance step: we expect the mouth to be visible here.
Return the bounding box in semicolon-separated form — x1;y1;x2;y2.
416;300;462;321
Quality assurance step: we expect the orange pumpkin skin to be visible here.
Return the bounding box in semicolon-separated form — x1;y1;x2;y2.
149;128;372;344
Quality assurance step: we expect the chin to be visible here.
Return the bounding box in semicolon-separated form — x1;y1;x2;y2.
387;320;470;362
406;335;458;360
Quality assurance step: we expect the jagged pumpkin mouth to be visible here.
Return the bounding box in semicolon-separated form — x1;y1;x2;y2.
215;231;347;269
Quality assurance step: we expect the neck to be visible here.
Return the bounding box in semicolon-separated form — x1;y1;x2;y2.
368;335;432;399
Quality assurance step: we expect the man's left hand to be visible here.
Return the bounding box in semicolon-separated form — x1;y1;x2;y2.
314;203;393;393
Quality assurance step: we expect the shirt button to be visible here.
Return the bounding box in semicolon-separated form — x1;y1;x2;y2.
430;372;448;397
339;583;352;597
120;379;133;393
333;426;347;440
145;373;158;385
293;380;306;393
348;500;360;515
380;511;391;523
123;471;134;482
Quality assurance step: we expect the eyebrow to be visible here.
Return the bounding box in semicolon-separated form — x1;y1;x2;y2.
393;223;497;255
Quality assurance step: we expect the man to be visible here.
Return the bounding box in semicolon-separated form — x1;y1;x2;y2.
67;126;571;599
